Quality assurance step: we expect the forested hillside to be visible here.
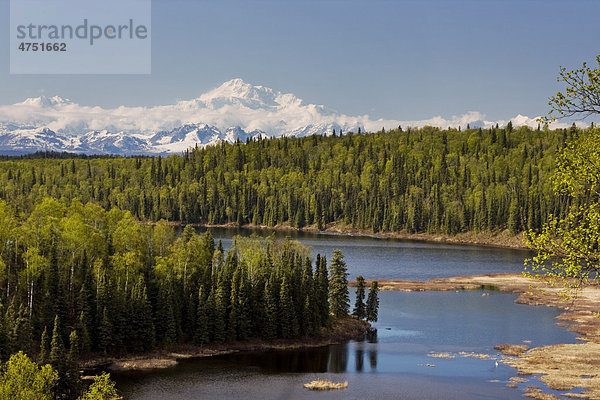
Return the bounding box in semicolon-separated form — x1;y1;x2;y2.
0;125;578;234
0;197;351;397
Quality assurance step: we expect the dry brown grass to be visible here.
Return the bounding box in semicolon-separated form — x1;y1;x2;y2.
507;343;600;399
428;352;456;358
303;379;348;390
494;343;530;356
524;386;563;400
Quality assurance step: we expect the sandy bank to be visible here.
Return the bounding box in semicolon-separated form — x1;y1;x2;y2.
83;317;370;373
359;273;600;399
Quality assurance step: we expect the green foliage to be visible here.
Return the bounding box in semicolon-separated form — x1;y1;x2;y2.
0;351;58;400
353;276;366;319
49;316;65;376
543;55;600;122
329;250;349;318
38;327;49;366
0;126;567;235
526;128;600;293
79;372;120;400
366;281;379;322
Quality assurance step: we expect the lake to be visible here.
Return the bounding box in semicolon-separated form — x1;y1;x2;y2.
113;229;576;399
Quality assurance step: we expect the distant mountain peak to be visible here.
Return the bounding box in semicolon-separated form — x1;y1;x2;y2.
197;78;286;109
0;79;565;156
18;95;72;107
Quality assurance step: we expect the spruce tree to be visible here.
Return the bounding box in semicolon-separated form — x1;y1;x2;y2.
328;250;349;318
279;276;296;339
366;281;379;322
49;316;65;373
213;286;227;343
13;305;32;356
76;312;91;355
195;286;209;345
66;330;81;398
314;254;329;326
236;270;252;341
39;326;50;365
98;307;112;355
262;280;277;340
50;315;68;397
353;275;366;319
227;269;240;342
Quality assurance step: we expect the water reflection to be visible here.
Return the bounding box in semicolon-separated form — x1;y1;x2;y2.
366;329;378;343
198;227;531;280
326;345;348;373
114;286;577;400
369;348;377;370
355;348;364;372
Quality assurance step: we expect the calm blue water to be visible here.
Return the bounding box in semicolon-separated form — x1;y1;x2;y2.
204;227;531;280
113;229;576;399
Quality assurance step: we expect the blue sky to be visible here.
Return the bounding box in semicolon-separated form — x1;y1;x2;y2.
1;0;599;121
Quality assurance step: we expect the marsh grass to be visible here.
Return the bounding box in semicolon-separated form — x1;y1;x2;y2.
303;379;348;390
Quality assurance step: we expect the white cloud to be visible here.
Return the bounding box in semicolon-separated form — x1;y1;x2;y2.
0;78;586;138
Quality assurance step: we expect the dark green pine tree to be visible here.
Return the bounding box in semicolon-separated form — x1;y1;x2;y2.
328;249;350;318
236;270;252;341
204;288;216;342
366;281;380;322
49;315;67;395
301;258;316;335
66;330;81;398
279;276;297;339
39;326;50;365
314;254;329;326
262;279;277;341
227;269;240;342
134;283;156;351
164;300;177;346
213;285;227;343
76;312;91;355
194;286;209;345
13;305;32;356
353;275;366;319
98;307;112;355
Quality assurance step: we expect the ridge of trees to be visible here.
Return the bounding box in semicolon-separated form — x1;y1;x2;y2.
0;196;378;397
0;125;583;235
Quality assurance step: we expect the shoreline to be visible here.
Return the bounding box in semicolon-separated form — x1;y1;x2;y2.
146;220;529;250
360;273;600;400
82;317;370;373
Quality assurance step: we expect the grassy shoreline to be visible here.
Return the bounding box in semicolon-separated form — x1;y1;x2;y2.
150;220;529;250
364;273;600;400
82;317;370;373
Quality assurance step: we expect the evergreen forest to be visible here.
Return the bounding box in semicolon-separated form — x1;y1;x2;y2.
0;124;581;235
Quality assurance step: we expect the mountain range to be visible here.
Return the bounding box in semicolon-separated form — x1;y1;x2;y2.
0;78;566;155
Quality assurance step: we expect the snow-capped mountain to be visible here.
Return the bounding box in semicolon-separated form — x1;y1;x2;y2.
0;78;573;155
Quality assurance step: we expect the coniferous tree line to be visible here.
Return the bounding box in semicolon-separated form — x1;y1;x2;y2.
0;196;376;397
0;124;582;235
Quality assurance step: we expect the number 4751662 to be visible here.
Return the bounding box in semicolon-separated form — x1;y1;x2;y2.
18;43;66;52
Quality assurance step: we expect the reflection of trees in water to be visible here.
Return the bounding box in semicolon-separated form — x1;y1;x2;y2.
366;329;378;343
367;329;377;369
369;349;377;370
227;347;331;373
327;345;348;373
355;348;364;372
216;338;377;374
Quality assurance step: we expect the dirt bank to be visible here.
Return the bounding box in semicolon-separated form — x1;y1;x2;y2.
360;273;600;399
83;317;370;373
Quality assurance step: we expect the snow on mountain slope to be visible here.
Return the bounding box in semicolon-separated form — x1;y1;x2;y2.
0;79;577;155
